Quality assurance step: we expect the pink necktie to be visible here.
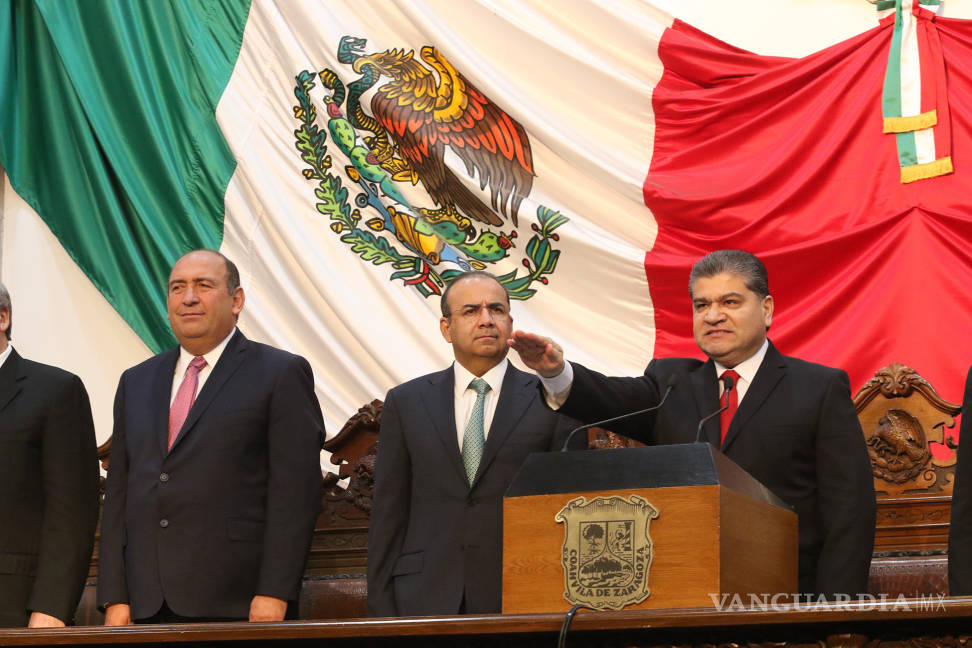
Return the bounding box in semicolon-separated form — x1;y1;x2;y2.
719;369;740;445
168;356;207;450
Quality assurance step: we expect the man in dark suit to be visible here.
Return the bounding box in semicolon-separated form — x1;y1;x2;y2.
511;250;876;596
98;250;324;624
946;365;972;594
0;282;99;628
367;271;576;616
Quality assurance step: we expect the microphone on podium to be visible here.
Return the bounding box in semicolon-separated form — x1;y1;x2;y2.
559;374;679;452
694;373;735;444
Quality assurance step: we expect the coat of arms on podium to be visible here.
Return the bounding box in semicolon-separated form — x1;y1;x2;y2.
555;495;659;610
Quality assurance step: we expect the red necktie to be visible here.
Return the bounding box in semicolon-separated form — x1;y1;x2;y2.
168;356;207;450
719;369;739;445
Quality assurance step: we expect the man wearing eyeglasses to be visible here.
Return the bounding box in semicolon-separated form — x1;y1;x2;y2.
367;271;576;616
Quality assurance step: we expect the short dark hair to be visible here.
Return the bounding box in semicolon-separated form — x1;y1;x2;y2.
0;281;10;340
175;249;241;294
440;271;510;318
689;250;769;299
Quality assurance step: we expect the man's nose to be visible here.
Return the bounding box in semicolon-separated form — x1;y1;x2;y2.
476;306;495;324
182;286;199;303
703;303;725;323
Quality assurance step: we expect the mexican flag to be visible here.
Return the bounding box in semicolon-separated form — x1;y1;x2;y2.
2;0;970;442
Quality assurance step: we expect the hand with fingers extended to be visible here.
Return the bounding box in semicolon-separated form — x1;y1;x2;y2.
509;330;565;378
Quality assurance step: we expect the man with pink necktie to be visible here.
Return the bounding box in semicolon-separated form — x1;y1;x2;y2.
98;250;324;624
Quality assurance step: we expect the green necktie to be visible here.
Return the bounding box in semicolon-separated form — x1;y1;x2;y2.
461;377;491;485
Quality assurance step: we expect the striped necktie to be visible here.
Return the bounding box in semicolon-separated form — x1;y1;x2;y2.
168;356;207;450
461;377;491;485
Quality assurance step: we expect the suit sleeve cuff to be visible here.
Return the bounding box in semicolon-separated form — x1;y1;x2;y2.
539;361;574;409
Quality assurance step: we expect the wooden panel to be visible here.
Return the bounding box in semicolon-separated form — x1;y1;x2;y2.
719;488;798;597
299;577;368;619
869;555;948;597
502;486;722;613
873;494;951;552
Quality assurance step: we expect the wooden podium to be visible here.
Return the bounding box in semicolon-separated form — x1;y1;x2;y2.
502;443;797;613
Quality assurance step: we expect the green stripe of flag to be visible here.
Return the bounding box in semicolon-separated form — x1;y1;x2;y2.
881;0;904;120
0;0;251;352
895;131;919;166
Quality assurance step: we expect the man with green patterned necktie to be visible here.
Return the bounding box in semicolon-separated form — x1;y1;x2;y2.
367;271;577;616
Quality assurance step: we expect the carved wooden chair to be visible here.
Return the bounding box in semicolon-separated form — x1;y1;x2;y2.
853;363;962;596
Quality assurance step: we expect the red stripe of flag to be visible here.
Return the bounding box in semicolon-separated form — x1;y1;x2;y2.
643;18;972;411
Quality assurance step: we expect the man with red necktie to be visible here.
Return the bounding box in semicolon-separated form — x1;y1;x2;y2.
511;249;876;596
98;250;324;624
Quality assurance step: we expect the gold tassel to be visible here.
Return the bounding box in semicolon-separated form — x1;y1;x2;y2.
884;109;938;133
900;156;953;183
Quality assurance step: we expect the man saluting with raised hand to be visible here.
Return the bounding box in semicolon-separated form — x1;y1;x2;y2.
510;249;876;597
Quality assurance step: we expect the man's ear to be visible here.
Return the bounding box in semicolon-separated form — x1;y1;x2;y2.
762;294;774;329
232;287;246;316
440;317;452;344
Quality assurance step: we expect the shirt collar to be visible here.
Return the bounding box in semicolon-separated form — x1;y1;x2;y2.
713;338;769;384
453;357;509;397
177;327;237;373
0;343;12;371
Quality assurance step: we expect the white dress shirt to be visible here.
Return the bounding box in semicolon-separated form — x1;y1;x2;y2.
713;339;768;405
0;343;12;370
453;358;509;451
169;328;237;405
541;338;770;408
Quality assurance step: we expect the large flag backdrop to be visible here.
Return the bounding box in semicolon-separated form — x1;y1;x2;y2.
1;0;969;446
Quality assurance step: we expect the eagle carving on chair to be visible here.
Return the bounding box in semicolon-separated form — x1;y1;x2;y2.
351;44;535;228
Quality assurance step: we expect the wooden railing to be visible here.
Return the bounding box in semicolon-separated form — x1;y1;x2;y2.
5;598;972;647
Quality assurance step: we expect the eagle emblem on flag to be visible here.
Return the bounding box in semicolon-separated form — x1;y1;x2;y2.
292;36;568;299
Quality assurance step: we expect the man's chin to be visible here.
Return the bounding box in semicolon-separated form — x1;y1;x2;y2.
474;344;509;359
699;344;733;363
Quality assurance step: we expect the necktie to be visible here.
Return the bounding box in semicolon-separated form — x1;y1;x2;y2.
168;356;208;450
461;378;491;485
719;369;740;445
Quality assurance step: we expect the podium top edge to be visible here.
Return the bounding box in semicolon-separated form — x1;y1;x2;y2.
505;443;791;510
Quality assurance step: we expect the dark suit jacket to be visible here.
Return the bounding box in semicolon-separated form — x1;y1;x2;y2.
947;365;972;594
367;363;576;616
0;350;99;627
558;341;876;595
97;330;324;620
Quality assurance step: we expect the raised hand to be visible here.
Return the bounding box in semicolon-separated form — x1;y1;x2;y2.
509;330;565;378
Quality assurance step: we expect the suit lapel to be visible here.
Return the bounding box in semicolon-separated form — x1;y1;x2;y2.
0;349;25;414
169;330;248;453
473;365;532;487
689;360;721;445
721;342;785;452
155;348;181;456
421;366;468;486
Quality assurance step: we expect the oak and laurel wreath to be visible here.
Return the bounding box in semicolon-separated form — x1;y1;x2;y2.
292;69;568;299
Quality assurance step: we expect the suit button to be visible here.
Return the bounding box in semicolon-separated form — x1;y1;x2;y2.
159;473;169;482
159;519;169;528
